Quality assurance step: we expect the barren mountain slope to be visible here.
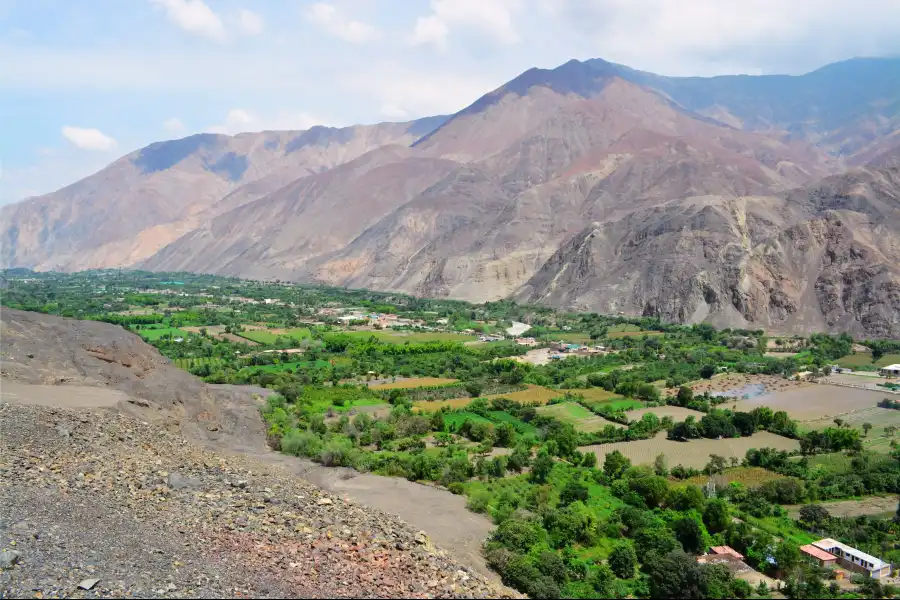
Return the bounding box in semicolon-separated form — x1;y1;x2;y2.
140;145;461;276
518;161;900;337
0;118;445;272
608;56;900;161
0;309;515;598
306;75;834;301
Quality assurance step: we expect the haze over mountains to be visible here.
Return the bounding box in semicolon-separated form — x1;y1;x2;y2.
3;57;899;337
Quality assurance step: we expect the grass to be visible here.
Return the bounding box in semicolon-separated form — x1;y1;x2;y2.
537;402;617;432
547;332;593;344
341;330;473;344
836;352;900;370
370;377;459;390
236;327;312;345
136;326;189;340
576;388;643;412
246;360;331;372
487;411;538;435
445;412;493;429
741;514;818;546
801;406;900;453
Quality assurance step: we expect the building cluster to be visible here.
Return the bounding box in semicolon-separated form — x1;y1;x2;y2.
801;538;892;579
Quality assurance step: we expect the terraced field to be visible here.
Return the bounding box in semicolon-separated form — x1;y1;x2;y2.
579;431;800;469
683;467;785;488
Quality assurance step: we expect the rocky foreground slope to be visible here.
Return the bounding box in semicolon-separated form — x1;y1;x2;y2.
0;309;515;598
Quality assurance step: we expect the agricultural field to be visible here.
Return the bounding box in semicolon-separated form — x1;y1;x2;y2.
173;356;227;369
413;384;560;412
370;377;458;390
785;496;898;519
134;326;188;340
836;351;900;370
737;385;885;421
546;332;593;344
236;327;312;345
607;324;664;339
182;325;260;346
685;373;808;398
537;402;620;432
627;405;705;421
579;430;800;470
245;360;331;372
444;411;493;429
682;467;785;488
487;411;538;435
800;406;900;453
341;330;474;344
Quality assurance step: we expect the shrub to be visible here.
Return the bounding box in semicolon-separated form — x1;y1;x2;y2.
280;429;323;457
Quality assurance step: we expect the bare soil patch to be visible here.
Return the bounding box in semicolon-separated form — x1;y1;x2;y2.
579;431;800;469
736;385;885;421
786;496;898;519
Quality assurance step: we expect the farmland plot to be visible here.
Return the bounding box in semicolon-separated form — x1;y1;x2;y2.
736;385;885;421
579;431;800;470
414;384;560;412
537;402;620;432
370;377;458;390
628;406;705;421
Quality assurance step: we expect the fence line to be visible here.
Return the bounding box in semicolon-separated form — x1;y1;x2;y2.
814;379;900;395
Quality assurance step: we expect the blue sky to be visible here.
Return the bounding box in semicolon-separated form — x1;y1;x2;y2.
1;0;899;205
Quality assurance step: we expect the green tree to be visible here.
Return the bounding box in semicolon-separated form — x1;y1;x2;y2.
430;409;445;432
700;364;716;379
603;450;632;480
530;449;554;484
608;541;637;579
666;484;706;512
465;381;484;398
634;525;679;559
629;475;670;508
676;385;694;406
559;480;589;506
863;422;873;436
653;453;669;477
773;542;800;574
671;516;706;554
702;498;730;534
798;504;830;529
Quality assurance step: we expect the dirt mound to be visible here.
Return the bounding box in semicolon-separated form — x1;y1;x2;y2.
0;308;269;452
0;310;516;597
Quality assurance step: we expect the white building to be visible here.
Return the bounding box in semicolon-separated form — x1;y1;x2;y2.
879;364;900;377
811;538;892;579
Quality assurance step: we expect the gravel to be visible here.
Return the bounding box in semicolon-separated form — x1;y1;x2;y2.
0;403;518;599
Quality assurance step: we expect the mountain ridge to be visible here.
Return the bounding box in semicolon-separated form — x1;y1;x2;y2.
3;56;899;336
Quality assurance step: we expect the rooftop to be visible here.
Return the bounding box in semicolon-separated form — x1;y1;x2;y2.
881;364;900;370
800;544;837;562
812;539;889;570
710;546;744;559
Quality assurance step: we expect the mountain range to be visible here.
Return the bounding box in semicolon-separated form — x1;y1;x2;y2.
3;57;899;337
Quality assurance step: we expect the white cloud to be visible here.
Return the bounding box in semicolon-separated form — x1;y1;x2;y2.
306;2;381;44
206;109;324;135
340;66;498;119
410;0;521;48
163;117;185;135
545;0;900;75
152;0;226;42
61;126;118;151
236;9;264;36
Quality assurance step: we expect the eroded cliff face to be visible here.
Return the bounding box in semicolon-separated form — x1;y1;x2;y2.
518;165;900;338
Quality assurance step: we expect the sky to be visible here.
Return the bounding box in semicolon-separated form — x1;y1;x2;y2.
1;0;899;205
